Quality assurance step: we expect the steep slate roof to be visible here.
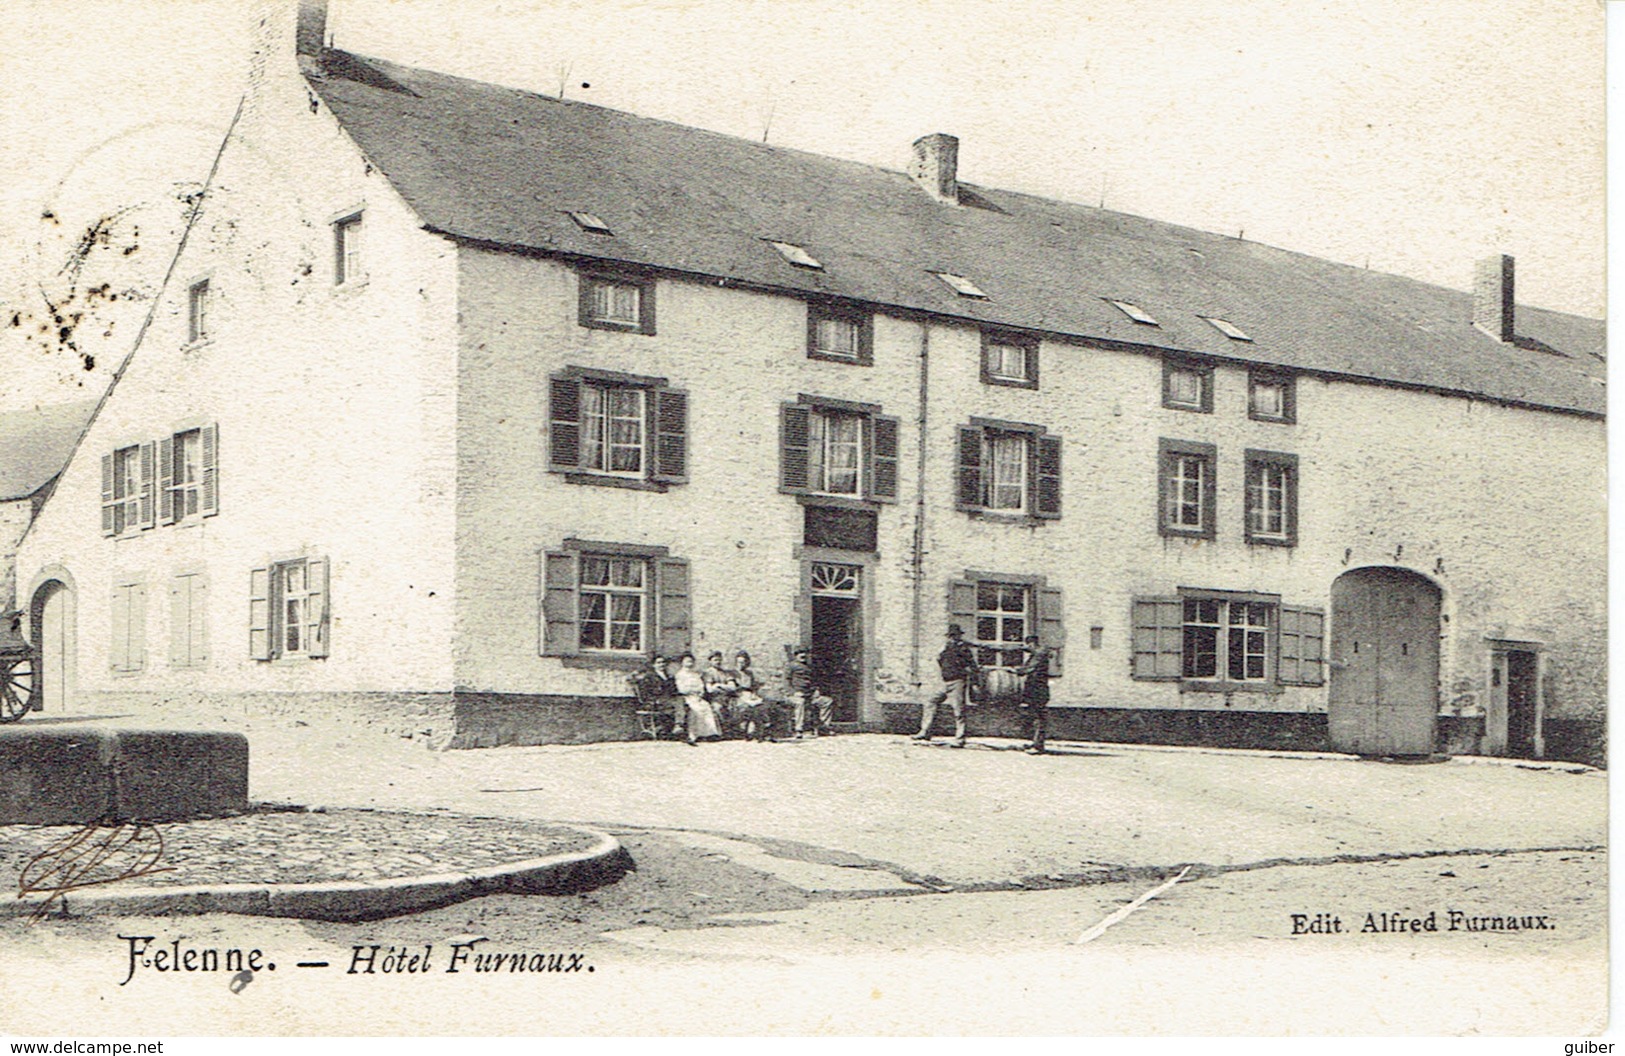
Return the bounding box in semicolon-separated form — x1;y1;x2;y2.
304;50;1605;417
0;401;98;502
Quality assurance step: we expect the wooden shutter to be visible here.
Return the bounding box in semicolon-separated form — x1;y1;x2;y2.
956;426;983;510
871;414;900;502
138;442;157;529
540;550;579;656
1034;434;1062;520
158;436;175;524
780;403;812;493
1037;584;1065;676
1131;596;1183;680
200;424;220;517
947;578;976;631
110;586;129;672
306;557;330;659
656;556;692;657
548;376;583;471
249;567;272;660
1279;605;1325;686
127;583;147;672
652;387;689;483
169;576;188;667
101;453;117;536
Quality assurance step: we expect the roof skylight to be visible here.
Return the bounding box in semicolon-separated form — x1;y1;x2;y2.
1107;299;1158;325
934;272;988;299
1202;316;1252;341
565;211;613;235
768;240;823;269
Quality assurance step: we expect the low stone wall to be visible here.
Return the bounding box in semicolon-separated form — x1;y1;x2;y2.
882;700;1333;752
0;727;247;824
449;692;639;748
68;690;458;748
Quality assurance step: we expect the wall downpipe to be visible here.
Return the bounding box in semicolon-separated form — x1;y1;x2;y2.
908;319;931;691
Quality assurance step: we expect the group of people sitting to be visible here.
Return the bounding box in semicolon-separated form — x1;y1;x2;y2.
630;648;834;746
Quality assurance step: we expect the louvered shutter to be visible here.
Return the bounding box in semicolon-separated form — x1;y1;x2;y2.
780;403;811;493
110;586;129;671
138;442;156;529
956;426;983;510
548;376;583;471
128;584;147;672
1279;605;1325;686
656;556;692;657
541;550;579;655
870;414;900;502
652;388;689;483
169;577;187;666
101;453;117;536
200;424;220;517
1037;584;1065;676
158;436;175;524
947;578;976;631
1131;596;1183;680
306;557;330;659
1034;434;1062;519
249;567;272;660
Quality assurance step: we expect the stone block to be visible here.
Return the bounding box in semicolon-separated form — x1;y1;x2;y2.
0;727;248;825
0;727;117;824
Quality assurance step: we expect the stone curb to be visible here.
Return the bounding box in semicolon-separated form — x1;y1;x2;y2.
3;824;629;922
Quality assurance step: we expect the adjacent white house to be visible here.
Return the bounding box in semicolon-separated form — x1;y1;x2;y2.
14;0;1606;762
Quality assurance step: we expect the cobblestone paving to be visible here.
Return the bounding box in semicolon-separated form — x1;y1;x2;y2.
0;809;598;888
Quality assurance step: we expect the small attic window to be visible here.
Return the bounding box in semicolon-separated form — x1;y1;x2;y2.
1203;316;1252;342
934;272;988;299
769;241;822;270
1107;299;1158;325
566;211;613;235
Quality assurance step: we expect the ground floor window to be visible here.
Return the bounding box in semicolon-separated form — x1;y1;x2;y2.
109;580;147;674
1133;589;1323;688
249;556;330;660
946;573;1064;674
974;581;1030;668
542;542;691;665
170;572;208;669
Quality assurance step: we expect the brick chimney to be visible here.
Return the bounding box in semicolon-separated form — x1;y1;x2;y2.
296;0;328;56
1473;253;1515;343
909;133;960;204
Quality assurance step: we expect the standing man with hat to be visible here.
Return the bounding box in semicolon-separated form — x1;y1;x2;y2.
913;623;980;748
1016;634;1055;755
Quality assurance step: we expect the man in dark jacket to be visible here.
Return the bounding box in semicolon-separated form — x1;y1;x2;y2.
786;648;828;737
1016;635;1055;754
913;624;980;747
631;655;681;736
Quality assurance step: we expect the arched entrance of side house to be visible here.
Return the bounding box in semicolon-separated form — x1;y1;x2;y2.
28;576;76;714
1328;567;1440;756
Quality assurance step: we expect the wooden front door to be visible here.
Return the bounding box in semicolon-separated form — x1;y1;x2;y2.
1328;568;1440;755
808;562;863;725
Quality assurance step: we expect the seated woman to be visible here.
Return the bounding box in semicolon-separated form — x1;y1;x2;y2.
731;650;768;741
674;653;722;745
702;651;737;732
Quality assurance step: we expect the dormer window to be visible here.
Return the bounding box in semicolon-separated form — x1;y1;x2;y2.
578;269;655;334
1203;316;1251;341
566;211;614;235
1108;299;1158;325
933;272;988;299
769;241;822;269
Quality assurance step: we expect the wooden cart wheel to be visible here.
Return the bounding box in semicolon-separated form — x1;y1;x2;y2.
0;656;34;723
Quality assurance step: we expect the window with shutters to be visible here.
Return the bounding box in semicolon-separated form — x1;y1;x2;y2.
109;580;147;674
540;541;690;668
1158;438;1215;539
1248;370;1295;423
1131;590;1324;690
549;369;687;490
981;331;1038;388
334;213;364;286
955;419;1061;520
779;398;899;504
1163;359;1213;413
1244;450;1297;546
159;423;220;524
170;571;209;669
100;443;155;537
948;573;1064;677
807;303;873;365
249;556;330;661
578;269;655;334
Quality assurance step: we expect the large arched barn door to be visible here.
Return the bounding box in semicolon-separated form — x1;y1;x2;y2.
1328;567;1440;756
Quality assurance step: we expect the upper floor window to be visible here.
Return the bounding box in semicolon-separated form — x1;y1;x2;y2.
1132;590;1324;690
250;557;330;660
334;213;363;285
549;369;687;489
1248;371;1296;423
541;541;691;667
780;398;899;503
1158;438;1215;539
161;424;219;524
187;280;209;344
579;270;655;334
1245;450;1298;547
1163;359;1213;413
956;419;1061;520
100;443;153;536
981;331;1038;388
807;303;873;365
